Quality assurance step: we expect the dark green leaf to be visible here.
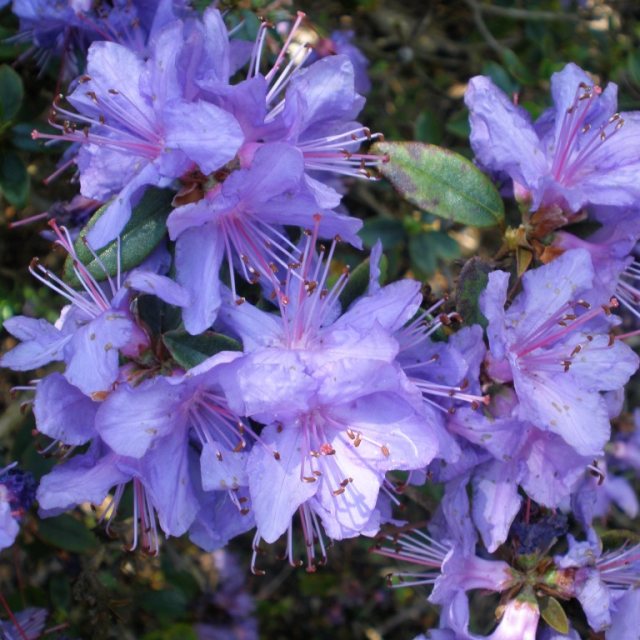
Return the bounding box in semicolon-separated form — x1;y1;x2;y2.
445;109;470;139
455;257;492;328
64;187;175;286
339;257;372;310
138;589;188;625
37;515;99;553
409;232;460;277
137;295;182;336
539;596;569;634
375;142;504;227
163;329;241;369
414;110;443;144
0;64;23;124
49;574;71;611
628;51;640;86
0;150;29;207
501;49;534;85
481;61;518;95
359;217;405;249
143;625;198;640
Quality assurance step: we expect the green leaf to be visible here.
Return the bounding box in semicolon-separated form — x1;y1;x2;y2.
339;257;372;310
414;110;443;144
0;150;29;207
37;515;99;553
409;231;460;277
455;257;492;328
374;142;504;228
539;596;569;635
481;61;518;95
0;64;24;124
163;329;241;369
143;625;198;640
64;187;175;286
445;109;471;139
138;589;188;625
359;217;405;249
628;50;640;86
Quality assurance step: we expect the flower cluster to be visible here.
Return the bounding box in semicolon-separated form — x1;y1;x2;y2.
2;3;640;638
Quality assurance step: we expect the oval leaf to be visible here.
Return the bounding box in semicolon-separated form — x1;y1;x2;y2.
539;596;569;635
163;330;241;370
374;141;504;227
37;514;99;553
0;64;24;124
64;187;175;286
0;150;29;207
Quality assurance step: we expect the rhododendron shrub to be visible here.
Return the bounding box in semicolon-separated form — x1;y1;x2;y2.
1;2;640;638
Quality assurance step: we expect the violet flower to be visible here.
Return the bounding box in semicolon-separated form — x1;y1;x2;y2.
479;248;638;457
217;225;440;561
466;63;640;215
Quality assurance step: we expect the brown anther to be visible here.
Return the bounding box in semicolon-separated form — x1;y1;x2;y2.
562;360;571;372
581;124;591;134
108;88;119;94
276;424;283;433
564;314;577;321
346;429;356;440
600;131;607;141
313;470;322;476
586;335;593;341
609;296;619;309
310;450;320;458
616;119;625;130
448;407;456;414
99;115;105;125
85;91;98;103
303;476;317;483
439;313;451;326
332;487;346;496
460;379;469;391
353;435;362;447
571;345;582;357
240;508;250;515
320;443;335;456
577;299;590;308
273;451;281;461
305;280;318;295
233;440;246;452
216;451;223;461
381;445;390;457
235;296;246;306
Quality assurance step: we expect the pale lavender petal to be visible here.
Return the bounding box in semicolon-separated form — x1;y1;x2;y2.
175;223;225;335
247;423;318;543
34;373;97;445
465;75;547;190
125;270;190;307
472;460;522;552
96;378;186;458
64;311;134;396
163;99;244;174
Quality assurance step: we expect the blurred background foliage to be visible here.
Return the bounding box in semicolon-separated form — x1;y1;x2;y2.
1;1;639;638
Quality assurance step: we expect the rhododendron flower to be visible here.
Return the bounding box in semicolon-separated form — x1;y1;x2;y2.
466;63;640;214
479;248;638;456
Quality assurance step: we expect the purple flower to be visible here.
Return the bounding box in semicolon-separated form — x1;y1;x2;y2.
313;30;371;95
0;607;47;640
0;223;188;397
466;64;640;214
554;536;640;633
479;249;638;456
167;145;362;334
217;230;440;552
554;210;640;321
0;463;36;551
34;20;245;248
